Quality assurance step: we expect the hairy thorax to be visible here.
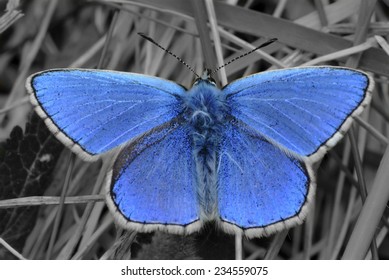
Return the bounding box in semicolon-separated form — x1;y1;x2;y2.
182;80;228;220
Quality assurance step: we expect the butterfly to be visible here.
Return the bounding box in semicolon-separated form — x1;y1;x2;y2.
26;66;373;238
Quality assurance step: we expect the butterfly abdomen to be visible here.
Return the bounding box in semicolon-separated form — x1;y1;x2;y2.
183;81;228;220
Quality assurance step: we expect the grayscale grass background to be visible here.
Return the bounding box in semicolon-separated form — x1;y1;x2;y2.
0;0;389;260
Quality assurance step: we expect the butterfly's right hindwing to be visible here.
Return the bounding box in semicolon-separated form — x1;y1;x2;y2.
217;122;315;238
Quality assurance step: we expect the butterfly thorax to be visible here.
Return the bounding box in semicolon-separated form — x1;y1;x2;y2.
183;79;228;220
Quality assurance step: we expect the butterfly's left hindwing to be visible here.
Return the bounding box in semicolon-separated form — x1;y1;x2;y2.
105;122;203;235
27;69;186;161
223;67;373;162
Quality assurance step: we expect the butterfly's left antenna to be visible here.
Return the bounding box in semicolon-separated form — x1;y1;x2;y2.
138;33;200;79
212;38;277;75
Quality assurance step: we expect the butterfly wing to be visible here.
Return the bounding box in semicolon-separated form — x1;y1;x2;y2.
217;122;314;238
105;122;202;234
27;69;185;161
223;66;373;161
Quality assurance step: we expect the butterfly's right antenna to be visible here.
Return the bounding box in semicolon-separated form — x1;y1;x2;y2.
212;38;277;75
138;33;200;78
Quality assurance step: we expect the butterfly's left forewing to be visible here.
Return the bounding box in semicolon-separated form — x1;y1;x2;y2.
27;69;186;161
105;122;202;235
217;122;315;238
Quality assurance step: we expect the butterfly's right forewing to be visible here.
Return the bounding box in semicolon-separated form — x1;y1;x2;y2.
223;67;372;162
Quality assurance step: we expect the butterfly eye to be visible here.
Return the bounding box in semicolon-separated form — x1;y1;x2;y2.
194;69;217;86
193;77;217;86
208;77;217;86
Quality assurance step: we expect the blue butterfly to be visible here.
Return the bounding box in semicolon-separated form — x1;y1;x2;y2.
26;66;373;238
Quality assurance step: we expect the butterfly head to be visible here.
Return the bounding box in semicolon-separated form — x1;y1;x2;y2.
193;69;217;86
